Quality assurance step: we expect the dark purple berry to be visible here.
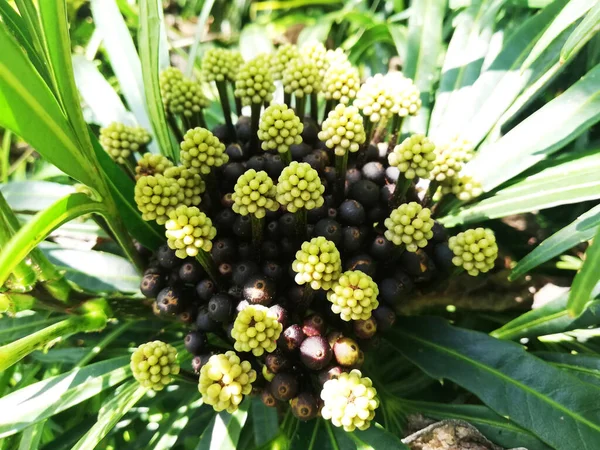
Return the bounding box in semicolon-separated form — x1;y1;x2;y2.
157;244;178;269
261;241;279;261
225;143;245;162
211;238;237;264
349;180;379;207
184;331;207;355
342;226;365;253
232;261;260;286
269;304;289;328
155;286;184;316
302;313;326;337
318;366;344;385
196;279;217;302
264;154;284;179
300;336;332;370
370;235;394;260
246;155;265;171
266;352;291;373
314;219;342;245
261;385;277;407
279;324;305;351
196;305;220;331
354;317;377;339
215;209;236;234
338;200;365;226
345;254;376;277
140;271;165;298
233;215;251;239
262;261;283;280
290;392;319;421
372;305;396;330
433;243;454;271
208;293;233;322
271;373;299;401
179;260;204;284
290;143;311;160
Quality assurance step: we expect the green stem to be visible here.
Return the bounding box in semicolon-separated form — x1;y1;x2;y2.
334;152;348;206
195;249;221;287
175;369;199;385
217;81;236;139
391;173;413;207
1;131;12;183
280;149;292;165
250;215;264;255
167;114;185;143
75;321;135;368
322;100;334;123
302;284;315;304
283;92;292;107
121;157;137;181
356;120;374;169
233;84;243;116
196;109;207;129
389;115;404;148
249;103;262;154
294;208;307;241
295;95;306;120
310;93;319;123
422;180;440;208
0;312;107;372
0;208;36;293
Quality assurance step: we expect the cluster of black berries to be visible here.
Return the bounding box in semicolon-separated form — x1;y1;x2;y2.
128;42;499;430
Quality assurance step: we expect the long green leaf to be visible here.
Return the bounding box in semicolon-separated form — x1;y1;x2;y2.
0;24;97;188
440;149;600;226
139;0;177;160
399;400;552;450
0;311;62;343
536;352;600;386
521;0;596;69
0;356;130;438
197;399;249;450
148;397;203;450
561;2;600;63
72;381;147;450
252;396;279;447
468;62;600;191
510;203;600;280
349;425;408;449
387;317;600;450
18;420;46;450
568;224;600;316
402;0;446;134
0;193;109;287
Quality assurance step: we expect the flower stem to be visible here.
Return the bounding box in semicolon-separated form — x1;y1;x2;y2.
203;171;221;211
167;113;184;143
196;110;207;129
280;149;292;165
195;249;221;287
389;115;404;148
391;173;413;207
334;152;348;206
294;208;307;241
217;81;236;140
310;93;319;123
356;120;374;169
302;284;315;304
284;92;291;107
323;99;334;123
250;215;264;256
295;95;306;120
249;103;262;154
422;180;440;208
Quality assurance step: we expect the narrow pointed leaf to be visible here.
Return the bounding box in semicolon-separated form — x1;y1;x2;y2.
349;425;409;449
567;224;600;316
197;399;249;450
252;396;279;447
561;2;600;63
147;397;203;450
536;352;600;387
0;311;62;344
387;317;600;450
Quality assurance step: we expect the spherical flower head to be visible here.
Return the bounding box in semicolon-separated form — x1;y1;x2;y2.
130;340;179;391
385;72;422;117
300;42;328;79
441;173;483;201
258;104;303;154
232;169;279;219
159;67;184;107
320;369;379;432
165;205;217;259
282;56;320;98
327;271;379;321
198;351;257;413
232;305;283;356
388;134;436;180
180;127;228;175
201;48;242;83
234;56;275;106
449;228;498;276
292;236;342;290
100;122;149;164
168;78;208;117
384;202;434;252
135;174;184;224
164;166;205;207
354;74;395;123
318;104;365;156
135;153;173;180
276;162;325;213
322;61;360;104
430;137;474;183
271;44;300;80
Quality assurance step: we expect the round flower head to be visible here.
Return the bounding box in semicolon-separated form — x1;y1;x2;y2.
384;202;434;252
318;104;366;156
160;67;207;117
232;169;279;218
321;369;379;432
430;137;474;183
180;127;228;175
100;122;151;164
292;236;342;290
276;162;325;213
386;72;422;117
449;228;498;276
258;104;304;154
234;55;276;106
300;42;328;79
282;56;320;98
164;166;205;207
130;340;180;391
165;205;217;258
198;351;257;413
201;48;243;83
441;173;483;201
231;304;283;356
327;271;379;321
135;153;173;180
271;43;300;80
388;134;436;180
159;67;184;107
322;61;360;104
354;74;395;123
134;174;184;224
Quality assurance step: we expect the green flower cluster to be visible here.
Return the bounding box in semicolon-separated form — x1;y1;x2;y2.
271;44;300;80
327;271;379;322
300;42;328;78
164;205;217;258
134;174;183;225
201;48;243;83
354;74;395;123
322;61;360;105
257;104;304;154
318;104;366;156
282;57;320;98
99;122;151;164
164;166;205;207
198;351;257;413
386;72;422;117
384;202;434;252
449;228;498;276
234;56;276;106
276;162;325;213
180;127;228;175
130;341;179;391
231;169;279;218
388;134;436;180
441;173;483;201
159;67;207;118
292;236;342;290
135;153;173;180
232;305;283;356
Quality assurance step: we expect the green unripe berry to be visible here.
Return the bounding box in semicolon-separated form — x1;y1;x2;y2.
232;169;279;219
231;305;283;356
276;162;325;213
234;55;276;106
100;122;151;164
320;369;379;432
292;236;342;290
135;153;173;180
322;61;360;104
165;205;217;259
354;74;395;123
180;127;228;175
198;351;257;413
160;67;207;117
164;166;205;207
300;42;328;79
430;137;474;183
386;72;422;117
282;57;320;98
384;202;434;252
134;174;184;225
271;44;300;80
318;104;366;156
130;340;179;391
448;227;498;276
201;48;243;83
388;134;436;180
327;271;379;322
258;104;303;154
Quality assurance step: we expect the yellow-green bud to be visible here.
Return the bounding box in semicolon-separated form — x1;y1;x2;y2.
292;236;342;290
258;104;303;154
180;127;228;175
276;162;325;213
271;44;300;80
134;174;184;224
322;61;360;104
234;55;276;106
165;205;217;258
386;72;422;117
164;166;205;207
388;134;436;180
384;202;434;252
354;74;395;123
430;137;474;184
100;122;151;164
318;104;365;156
232;169;279;218
448;228;498;276
327;270;379;321
135;153;173;180
231;304;283;356
160;67;207;117
201;48;243;83
282;56;320;98
130;340;179;391
300;42;328;79
441;173;483;201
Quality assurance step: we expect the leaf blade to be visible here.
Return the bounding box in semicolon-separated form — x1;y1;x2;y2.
561;2;600;63
567;224;600;316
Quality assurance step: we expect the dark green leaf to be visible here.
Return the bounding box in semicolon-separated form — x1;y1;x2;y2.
568;224;600;316
196;399;249;450
147;397;203;450
561;2;600;63
0;311;61;344
536;352;600;386
349;425;409;449
251;396;279;447
387;317;600;450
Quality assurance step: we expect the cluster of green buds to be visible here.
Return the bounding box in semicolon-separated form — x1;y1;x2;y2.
135;153;173;180
384;202;435;252
99;122;151;165
271;44;301;80
257;104;304;161
201;48;243;83
319;104;366;156
159;67;207;129
354;74;395;124
292;236;342;290
327;271;379;321
231;305;283;356
449;228;498;276
164;206;216;259
130;341;180;391
134;174;183;224
231;169;279;219
388;134;436;180
180;127;229;175
276;162;325;213
234;56;276;106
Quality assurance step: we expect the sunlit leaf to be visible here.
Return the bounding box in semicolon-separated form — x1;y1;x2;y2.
561;2;600;63
568;224;600;316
